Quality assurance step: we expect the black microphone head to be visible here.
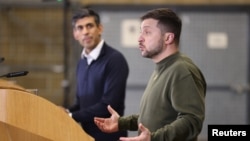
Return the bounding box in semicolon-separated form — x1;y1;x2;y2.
0;71;29;78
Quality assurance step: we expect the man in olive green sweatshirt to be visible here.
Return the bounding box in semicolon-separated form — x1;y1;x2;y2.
94;8;207;141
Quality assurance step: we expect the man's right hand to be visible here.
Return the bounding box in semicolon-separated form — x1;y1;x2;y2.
94;105;119;133
58;106;69;114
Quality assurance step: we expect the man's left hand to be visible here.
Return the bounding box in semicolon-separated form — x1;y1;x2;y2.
119;123;151;141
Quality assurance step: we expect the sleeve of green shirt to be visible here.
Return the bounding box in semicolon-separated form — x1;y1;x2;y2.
118;114;139;131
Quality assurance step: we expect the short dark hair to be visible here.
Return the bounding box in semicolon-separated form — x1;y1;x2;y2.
141;8;182;45
72;8;100;27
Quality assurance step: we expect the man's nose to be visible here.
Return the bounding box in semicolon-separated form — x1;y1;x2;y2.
138;34;144;42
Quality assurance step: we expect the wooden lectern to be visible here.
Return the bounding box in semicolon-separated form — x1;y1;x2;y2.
0;79;94;141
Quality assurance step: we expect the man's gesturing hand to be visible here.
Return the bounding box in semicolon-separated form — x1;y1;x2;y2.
94;105;120;133
119;123;151;141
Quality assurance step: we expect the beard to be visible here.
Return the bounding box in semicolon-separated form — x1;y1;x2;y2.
142;38;164;58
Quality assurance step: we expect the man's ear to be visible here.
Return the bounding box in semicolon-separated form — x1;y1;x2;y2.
165;33;175;44
98;24;103;35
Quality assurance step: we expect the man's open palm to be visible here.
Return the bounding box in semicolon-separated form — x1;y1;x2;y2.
94;105;120;133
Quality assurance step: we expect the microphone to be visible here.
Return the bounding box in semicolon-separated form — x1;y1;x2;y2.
0;71;29;78
0;57;4;63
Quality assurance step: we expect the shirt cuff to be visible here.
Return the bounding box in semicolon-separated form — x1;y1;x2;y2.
66;109;72;117
68;112;72;117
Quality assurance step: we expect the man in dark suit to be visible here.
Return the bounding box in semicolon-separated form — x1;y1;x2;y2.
61;8;129;141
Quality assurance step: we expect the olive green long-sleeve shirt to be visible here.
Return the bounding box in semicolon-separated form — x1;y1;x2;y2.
119;52;206;141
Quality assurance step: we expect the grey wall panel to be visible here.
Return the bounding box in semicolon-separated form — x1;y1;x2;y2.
180;12;249;140
200;90;248;139
180;13;248;86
